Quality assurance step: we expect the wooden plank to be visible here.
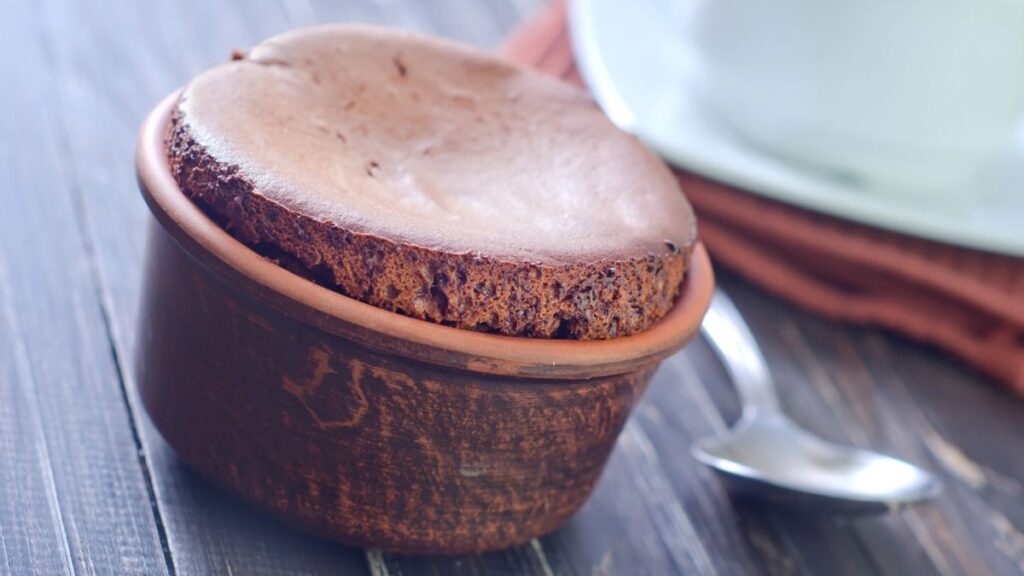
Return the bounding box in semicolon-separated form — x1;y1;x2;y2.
850;331;1024;576
538;420;722;576
34;0;552;573
726;273;1024;575
400;0;510;46
725;278;950;576
369;545;555;576
0;266;75;576
0;2;171;574
33;0;369;574
628;336;878;576
28;0;1024;573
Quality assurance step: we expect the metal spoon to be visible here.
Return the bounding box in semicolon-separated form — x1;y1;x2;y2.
692;290;941;514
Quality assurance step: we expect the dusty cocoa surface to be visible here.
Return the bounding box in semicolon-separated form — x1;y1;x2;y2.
168;110;692;339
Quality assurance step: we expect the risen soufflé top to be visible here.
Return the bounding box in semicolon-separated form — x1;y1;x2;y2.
168;25;697;339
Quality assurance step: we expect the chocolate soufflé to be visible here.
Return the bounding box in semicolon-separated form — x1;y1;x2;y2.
168;25;697;339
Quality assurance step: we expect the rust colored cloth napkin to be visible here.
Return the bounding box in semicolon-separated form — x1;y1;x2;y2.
503;1;1024;394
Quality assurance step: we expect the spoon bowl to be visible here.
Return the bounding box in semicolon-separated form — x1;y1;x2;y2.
693;413;941;514
695;290;940;514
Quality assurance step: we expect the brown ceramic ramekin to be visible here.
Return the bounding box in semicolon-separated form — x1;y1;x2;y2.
135;92;714;555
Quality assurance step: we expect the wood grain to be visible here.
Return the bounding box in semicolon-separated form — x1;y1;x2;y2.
0;262;76;576
33;0;372;573
1;0;1022;573
728;273;1024;575
0;1;169;573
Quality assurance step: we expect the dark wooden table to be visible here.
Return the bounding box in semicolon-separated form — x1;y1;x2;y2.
2;0;1022;574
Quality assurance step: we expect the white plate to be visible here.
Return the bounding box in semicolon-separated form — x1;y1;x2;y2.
569;0;1024;256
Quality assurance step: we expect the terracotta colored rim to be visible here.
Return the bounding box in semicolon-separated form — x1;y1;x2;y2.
137;91;714;379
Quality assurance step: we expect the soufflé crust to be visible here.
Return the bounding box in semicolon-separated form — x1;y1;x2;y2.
168;25;697;339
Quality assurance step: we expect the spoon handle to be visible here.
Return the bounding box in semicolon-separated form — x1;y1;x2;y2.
701;289;782;416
